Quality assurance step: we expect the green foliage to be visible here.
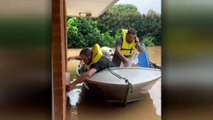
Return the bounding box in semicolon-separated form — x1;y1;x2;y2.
97;4;161;46
66;4;161;48
141;36;155;47
67;17;102;48
144;10;161;45
100;32;115;47
97;4;141;37
110;4;138;15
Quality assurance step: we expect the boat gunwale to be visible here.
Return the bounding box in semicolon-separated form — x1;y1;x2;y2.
86;76;161;86
87;67;161;85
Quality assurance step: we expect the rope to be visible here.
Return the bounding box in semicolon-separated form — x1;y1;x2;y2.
108;68;133;93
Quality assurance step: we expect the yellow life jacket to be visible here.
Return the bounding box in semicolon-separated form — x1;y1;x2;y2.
85;44;103;70
121;29;136;56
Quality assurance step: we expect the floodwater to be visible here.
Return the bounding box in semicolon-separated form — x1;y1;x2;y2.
66;46;161;120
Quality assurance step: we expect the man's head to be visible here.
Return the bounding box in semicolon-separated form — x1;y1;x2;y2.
126;28;137;43
80;48;92;65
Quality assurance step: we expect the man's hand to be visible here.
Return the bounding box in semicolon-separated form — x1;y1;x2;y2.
135;36;140;43
67;57;73;61
66;83;75;92
135;36;144;53
135;36;141;46
123;58;130;67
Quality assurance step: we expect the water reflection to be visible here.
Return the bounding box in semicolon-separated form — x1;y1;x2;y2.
66;79;161;120
67;88;81;116
149;79;161;116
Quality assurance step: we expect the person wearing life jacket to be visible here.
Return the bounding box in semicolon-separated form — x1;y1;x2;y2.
112;28;144;67
66;44;114;91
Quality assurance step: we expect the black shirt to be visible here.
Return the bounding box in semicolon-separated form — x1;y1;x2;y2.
90;56;114;72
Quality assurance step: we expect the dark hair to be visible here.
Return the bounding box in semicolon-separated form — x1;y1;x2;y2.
80;48;92;56
127;28;137;35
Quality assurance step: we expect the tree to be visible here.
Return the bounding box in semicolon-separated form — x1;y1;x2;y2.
67;17;115;48
97;4;141;36
67;17;102;48
67;4;161;48
97;5;161;46
144;10;161;45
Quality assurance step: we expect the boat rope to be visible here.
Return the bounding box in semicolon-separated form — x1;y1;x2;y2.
107;68;133;93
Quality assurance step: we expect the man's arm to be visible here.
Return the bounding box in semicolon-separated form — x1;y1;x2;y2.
135;36;144;53
66;68;97;91
67;55;81;61
115;46;129;64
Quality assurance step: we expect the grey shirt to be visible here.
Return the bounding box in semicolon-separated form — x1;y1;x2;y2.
112;38;125;67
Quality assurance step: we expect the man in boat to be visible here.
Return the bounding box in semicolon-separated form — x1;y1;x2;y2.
112;28;144;67
66;44;114;91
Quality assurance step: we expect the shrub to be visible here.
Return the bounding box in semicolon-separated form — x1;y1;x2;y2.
141;36;154;47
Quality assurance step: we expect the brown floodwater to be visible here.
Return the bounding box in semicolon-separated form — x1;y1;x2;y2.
66;46;161;120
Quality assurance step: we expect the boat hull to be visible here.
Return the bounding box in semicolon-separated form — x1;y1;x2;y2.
77;67;161;104
85;78;158;103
